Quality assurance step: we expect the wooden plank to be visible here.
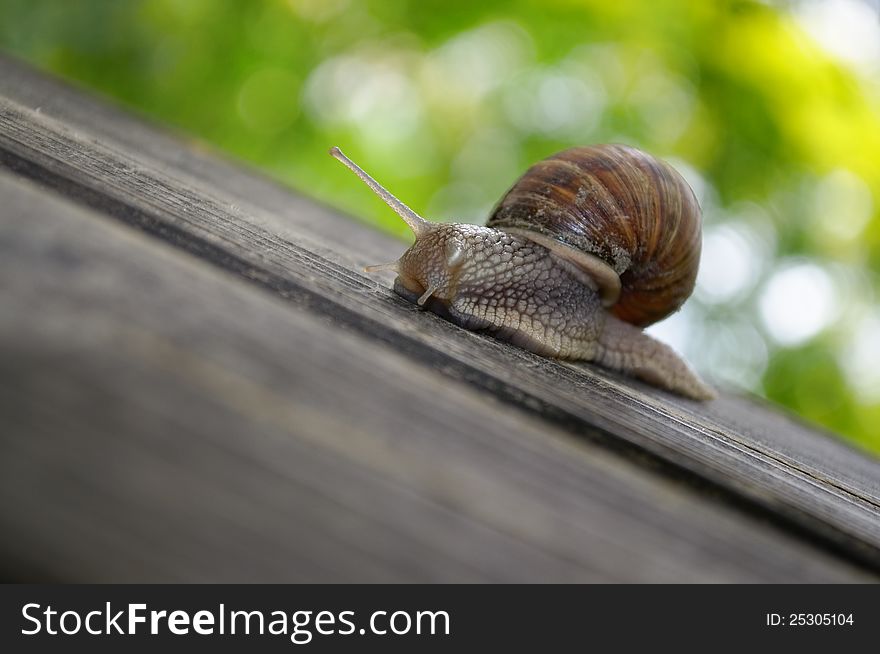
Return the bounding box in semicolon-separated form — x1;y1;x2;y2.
0;54;397;263
1;54;879;570
0;170;871;582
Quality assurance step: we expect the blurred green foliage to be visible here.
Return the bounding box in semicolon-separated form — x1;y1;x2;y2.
2;0;878;453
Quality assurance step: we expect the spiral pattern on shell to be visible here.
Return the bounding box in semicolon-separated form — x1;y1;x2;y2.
486;144;702;327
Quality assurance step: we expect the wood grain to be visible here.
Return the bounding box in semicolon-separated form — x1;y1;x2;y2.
0;171;871;582
1;54;878;580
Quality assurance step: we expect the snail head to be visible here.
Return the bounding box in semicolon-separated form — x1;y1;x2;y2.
329;146;469;307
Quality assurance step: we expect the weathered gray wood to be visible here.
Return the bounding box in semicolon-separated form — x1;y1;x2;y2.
0;54;879;579
0;171;871;582
0;54;396;264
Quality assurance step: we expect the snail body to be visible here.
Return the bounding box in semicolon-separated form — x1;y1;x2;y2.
330;145;714;400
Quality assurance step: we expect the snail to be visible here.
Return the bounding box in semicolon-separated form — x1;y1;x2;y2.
330;144;715;400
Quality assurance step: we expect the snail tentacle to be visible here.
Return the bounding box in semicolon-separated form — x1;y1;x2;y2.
330;146;432;238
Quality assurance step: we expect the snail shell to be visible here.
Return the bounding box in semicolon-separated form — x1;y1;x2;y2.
487;144;701;327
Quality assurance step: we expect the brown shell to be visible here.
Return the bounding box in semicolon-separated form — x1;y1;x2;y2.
487;144;702;327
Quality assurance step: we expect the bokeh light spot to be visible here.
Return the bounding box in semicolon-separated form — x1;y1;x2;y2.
813;169;874;243
303;50;424;147
696;223;764;304
795;0;880;75
841;312;880;402
759;262;840;346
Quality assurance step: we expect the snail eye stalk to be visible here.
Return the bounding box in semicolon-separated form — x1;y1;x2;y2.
329;146;431;238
